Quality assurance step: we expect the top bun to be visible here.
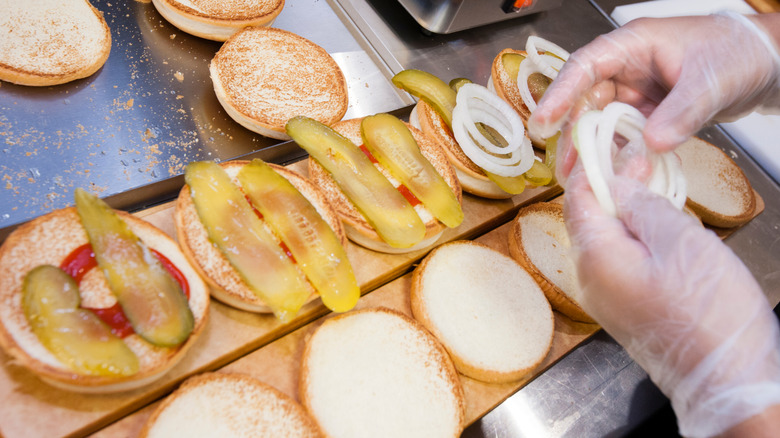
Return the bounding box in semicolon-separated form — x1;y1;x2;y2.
0;0;111;86
151;0;284;41
210;27;348;140
0;207;209;393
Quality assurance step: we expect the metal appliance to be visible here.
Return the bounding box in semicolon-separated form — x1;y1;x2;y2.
396;0;563;33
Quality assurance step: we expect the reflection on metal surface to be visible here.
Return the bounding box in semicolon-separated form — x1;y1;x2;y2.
395;0;564;34
0;0;405;239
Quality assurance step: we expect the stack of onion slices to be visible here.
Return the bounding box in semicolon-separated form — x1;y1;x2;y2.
451;82;535;178
518;36;570;114
573;102;687;216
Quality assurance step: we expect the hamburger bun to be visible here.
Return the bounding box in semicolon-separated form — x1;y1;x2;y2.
140;372;321;438
307;117;462;254
489;48;553;149
151;0;284;41
508;202;595;323
0;207;209;393
676;136;757;228
175;160;347;313
411;240;555;383
0;0;111;86
210;27;348;140
410;100;514;199
299;307;465;438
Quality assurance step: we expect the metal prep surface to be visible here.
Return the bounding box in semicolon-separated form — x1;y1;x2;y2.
0;0;406;240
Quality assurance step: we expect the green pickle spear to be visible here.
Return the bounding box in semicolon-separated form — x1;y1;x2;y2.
360;113;463;228
23;265;139;376
74;188;193;347
185;161;312;322
237;159;359;313
286;116;426;249
394;69;555;194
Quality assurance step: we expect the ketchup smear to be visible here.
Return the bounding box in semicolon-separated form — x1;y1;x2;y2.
244;194;297;263
358;145;422;207
60;243;190;338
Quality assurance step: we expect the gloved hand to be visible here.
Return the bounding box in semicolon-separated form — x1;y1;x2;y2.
564;163;780;437
529;12;780;181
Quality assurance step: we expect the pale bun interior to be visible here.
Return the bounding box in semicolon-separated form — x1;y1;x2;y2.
151;0;284;41
411;240;555;383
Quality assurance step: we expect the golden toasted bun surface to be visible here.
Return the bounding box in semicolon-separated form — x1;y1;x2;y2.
490;49;531;122
0;207;209;393
308;117;461;253
676;137;756;228
175;161;344;313
411;241;555;383
300;307;465;438
140;373;321;438
158;0;284;21
0;0;111;86
211;27;347;138
508;202;594;323
151;0;284;41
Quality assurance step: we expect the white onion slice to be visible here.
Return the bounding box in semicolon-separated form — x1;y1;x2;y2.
452;83;534;177
572;102;687;216
517;36;571;114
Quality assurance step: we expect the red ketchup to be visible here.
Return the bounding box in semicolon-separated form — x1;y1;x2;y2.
244;194;297;263
60;244;189;338
358;145;422;207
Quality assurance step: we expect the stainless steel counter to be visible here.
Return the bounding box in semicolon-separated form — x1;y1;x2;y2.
2;0;778;437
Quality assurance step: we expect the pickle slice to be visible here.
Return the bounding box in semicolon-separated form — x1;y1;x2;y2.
23;265;139;376
393;69;457;128
74;188;193;347
237;159;359;313
502;52;552;103
286;116;426;249
524;160;553;186
360;113;463;228
185;161;312;322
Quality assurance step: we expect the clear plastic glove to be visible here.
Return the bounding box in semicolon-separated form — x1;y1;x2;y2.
529;13;780;181
564;163;780;437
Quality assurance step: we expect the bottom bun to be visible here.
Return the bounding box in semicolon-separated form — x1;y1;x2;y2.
411;241;555;383
300;307;465;438
0;207;209;393
140;373;321;438
508;202;595;324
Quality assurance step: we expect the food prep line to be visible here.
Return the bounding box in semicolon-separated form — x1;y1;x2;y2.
0;0;778;437
328;0;780;436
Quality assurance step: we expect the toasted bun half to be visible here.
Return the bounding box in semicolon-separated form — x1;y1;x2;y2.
0;0;111;86
676;137;756;228
490;49;532;122
508;202;594;323
411;101;513;199
210;27;348;140
300;307;465;438
151;0;284;41
308;117;462;254
411;241;555;383
175;160;346;313
140;372;321;438
0;207;209;393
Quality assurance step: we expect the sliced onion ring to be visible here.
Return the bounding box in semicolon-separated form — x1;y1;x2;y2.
517;36;571;114
572;102;687;216
452;83;534;177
